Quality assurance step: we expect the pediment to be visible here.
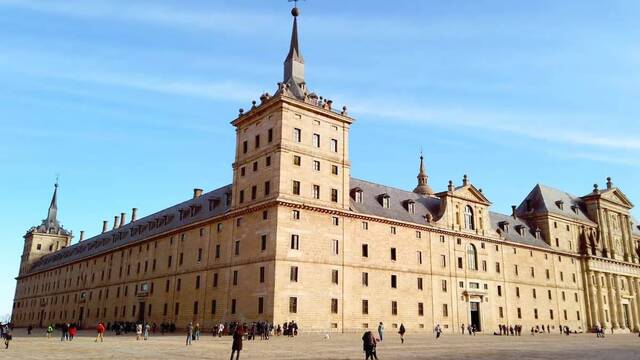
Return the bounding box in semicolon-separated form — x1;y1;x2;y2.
451;185;491;205
600;188;634;209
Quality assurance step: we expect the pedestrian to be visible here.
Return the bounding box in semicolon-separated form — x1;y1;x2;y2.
461;323;465;334
95;321;105;342
362;330;379;360
4;328;11;349
434;324;442;339
46;324;53;339
186;322;194;346
230;325;244;360
377;322;384;342
136;323;143;341
144;323;150;340
69;324;76;340
195;323;200;341
27;325;33;335
399;323;406;344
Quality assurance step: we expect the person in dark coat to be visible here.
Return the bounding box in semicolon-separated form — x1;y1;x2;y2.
399;323;406;344
230;325;244;360
362;331;379;360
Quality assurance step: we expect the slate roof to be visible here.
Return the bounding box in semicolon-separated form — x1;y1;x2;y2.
489;211;551;249
349;178;441;224
29;184;233;274
515;184;596;225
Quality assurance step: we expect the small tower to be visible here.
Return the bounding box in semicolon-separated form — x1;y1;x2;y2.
413;153;434;196
18;181;72;276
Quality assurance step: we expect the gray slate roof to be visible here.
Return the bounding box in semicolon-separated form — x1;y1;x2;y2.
349;178;441;224
515;184;596;225
489;211;551;249
29;184;232;274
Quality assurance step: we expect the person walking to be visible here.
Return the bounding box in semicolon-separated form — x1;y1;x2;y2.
195;323;200;341
3;328;11;349
377;322;384;342
230;325;244;360
144;323;150;340
136;323;143;341
95;321;105;342
399;323;406;344
434;324;442;339
61;323;69;341
46;324;54;339
186;322;194;346
362;331;379;360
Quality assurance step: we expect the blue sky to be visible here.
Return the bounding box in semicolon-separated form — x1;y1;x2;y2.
1;0;639;318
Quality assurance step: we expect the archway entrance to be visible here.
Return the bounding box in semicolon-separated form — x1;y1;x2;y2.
470;302;481;331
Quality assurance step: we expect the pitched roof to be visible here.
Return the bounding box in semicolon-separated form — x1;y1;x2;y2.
489;211;551;249
29;184;233;273
515;184;596;225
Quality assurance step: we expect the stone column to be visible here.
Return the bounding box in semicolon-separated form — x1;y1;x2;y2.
614;275;626;329
595;272;606;328
606;273;619;329
586;272;599;328
628;276;639;332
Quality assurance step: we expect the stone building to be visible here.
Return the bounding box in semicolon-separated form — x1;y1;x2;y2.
11;7;640;334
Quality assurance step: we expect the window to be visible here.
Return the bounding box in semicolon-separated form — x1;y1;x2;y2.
231;299;236;314
264;181;271;196
408;202;415;214
418;277;424;290
514;265;519;276
416;231;422;239
313;133;320;147
293;128;301;142
313;160;320;171
330;139;338;152
313;185;320;199
252;162;258;172
290;266;298;282
240;167;246;177
293;155;301;166
441;255;447;268
362;272;369;286
290;235;299;250
391;274;397;288
261;234;267;251
418;302;424;316
441;279;447;292
499;306;504;318
532;289;537;299
482;260;487;272
517;308;522;319
234;241;240;256
362;300;369;315
239;190;244;203
332;269;339;284
179;252;184;266
497;285;502;296
362;221;368;230
331;298;338;314
292;181;301;195
382;196;390;208
331;165;338;175
362;244;369;258
259;267;265;283
292;210;300;220
215;245;220;258
258;297;264;314
457;257;463;269
467;244;478;270
213;273;218;287
266;155;271;166
242;140;248;154
443;304;449;317
516;287;520;297
289;297;298;313
390;226;396;234
332;240;339;255
464;205;475;230
332;216;339;226
177;279;181;291
355;190;363;203
233;270;238;286
331;189;338;202
390;248;397;261
255;135;260;148
195;276;200;289
268;128;273;142
530;267;535;278
392;301;398;315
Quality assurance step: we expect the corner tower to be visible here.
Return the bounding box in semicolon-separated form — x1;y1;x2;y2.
230;6;354;211
18;181;72;276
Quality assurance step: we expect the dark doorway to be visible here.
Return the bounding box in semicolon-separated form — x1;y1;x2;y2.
470;302;481;331
39;310;44;327
78;306;84;324
138;302;146;323
623;304;630;329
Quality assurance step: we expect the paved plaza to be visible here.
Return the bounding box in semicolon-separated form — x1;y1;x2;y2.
1;329;639;360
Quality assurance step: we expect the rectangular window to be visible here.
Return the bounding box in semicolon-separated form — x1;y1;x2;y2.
174;302;180;316
443;304;449;317
213;273;218;287
239;190;245;203
234;241;240;256
391;248;397;261
441;279;447;292
268;128;273;143
231;299;236;314
330;139;338;152
457;257;463;269
290;266;298;282
499;306;504;318
293;128;301;142
516;287;520;297
242;140;248;154
251;185;257;200
331;298;338;314
362;244;369;257
392;301;398;315
255;134;260;148
441;255;447;268
313;184;320;199
193;301;199;315
418;302;424;316
313;133;320;147
362;272;369;286
289;297;297;313
293;155;301;166
215;244;221;258
517;308;522;319
211;300;216;314
418;277;424;290
495;262;501;273
332;269;339;284
313;160;320;171
233;270;238;286
362;300;369;315
259;267;265;283
290;234;300;250
331;188;338;202
534;308;539;319
261;234;267;251
292;210;300;220
391;274;397;288
197;248;203;262
168;256;172;268
266;156;271;167
331;165;338;175
514;265;519;276
195;275;200;290
293;181;301;195
497;285;502;296
258;297;264;314
332;216;339;226
417;251;423;264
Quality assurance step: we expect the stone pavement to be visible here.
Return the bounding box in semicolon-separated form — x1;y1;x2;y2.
0;329;639;359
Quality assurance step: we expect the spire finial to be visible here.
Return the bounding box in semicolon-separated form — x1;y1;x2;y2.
413;149;434;196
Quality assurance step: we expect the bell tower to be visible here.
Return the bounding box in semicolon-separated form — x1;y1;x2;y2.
18;181;72;276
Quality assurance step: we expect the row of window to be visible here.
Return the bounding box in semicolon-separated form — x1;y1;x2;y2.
241;128;274;154
292;128;339;152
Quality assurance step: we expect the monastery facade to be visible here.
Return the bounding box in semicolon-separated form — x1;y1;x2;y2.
12;7;640;334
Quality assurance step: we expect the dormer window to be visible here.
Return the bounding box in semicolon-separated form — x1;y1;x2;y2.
555;200;564;210
515;225;526;236
499;221;510;233
350;188;363;203
378;194;391;208
403;200;416;214
571;205;578;214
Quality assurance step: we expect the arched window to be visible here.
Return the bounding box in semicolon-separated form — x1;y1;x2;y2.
467;244;478;270
464;205;475;230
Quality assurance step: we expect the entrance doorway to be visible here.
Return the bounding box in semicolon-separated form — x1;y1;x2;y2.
470;302;481;331
138;302;146;323
623;304;630;329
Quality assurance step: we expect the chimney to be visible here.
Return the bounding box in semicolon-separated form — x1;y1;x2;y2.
511;205;517;219
193;188;203;198
131;208;138;223
120;212;126;227
79;231;85;242
102;221;108;233
113;216;119;230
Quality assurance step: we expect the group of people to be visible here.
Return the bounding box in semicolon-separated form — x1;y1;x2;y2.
495;324;525;336
460;323;477;335
59;323;79;341
1;323;12;349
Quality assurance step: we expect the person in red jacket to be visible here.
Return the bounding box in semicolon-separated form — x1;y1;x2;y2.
95;321;106;343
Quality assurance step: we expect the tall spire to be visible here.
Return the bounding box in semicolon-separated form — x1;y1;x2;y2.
413;152;434;196
284;6;305;86
46;180;59;227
